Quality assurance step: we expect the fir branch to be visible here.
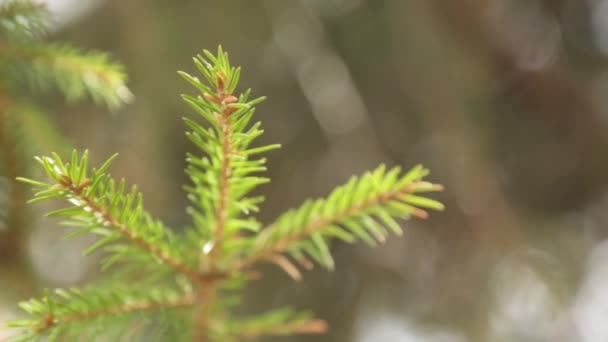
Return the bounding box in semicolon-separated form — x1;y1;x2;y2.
2;42;132;109
179;47;279;269
211;66;236;266
239;164;444;273
0;96;70;296
7;284;195;341
9;47;445;341
192;283;217;342
35;293;195;333
179;47;280;341
17;151;201;283
0;0;48;40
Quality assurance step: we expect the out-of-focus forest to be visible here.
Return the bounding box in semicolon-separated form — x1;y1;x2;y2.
3;0;608;341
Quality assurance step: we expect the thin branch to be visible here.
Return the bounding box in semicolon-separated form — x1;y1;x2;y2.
238;181;437;270
266;254;302;281
35;293;196;333
56;176;204;284
0;43;132;109
206;74;239;266
4;44;123;87
210;112;232;263
194;72;238;342
192;283;217;342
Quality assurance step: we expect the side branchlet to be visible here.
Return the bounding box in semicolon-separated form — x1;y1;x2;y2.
0;0;131;302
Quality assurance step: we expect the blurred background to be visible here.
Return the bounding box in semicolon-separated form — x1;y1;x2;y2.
4;0;608;341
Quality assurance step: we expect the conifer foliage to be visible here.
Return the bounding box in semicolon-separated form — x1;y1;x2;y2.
8;47;444;341
0;0;130;260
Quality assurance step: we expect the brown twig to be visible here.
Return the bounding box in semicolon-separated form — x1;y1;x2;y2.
192;283;217;342
200;73;239;268
208;110;232;264
193;74;238;342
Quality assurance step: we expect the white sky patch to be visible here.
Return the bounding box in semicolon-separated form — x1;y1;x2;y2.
35;0;101;29
573;239;608;342
354;311;465;342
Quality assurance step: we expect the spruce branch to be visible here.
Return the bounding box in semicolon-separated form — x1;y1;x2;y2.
2;42;132;110
0;79;66;297
17;151;199;282
0;0;48;40
0;0;131;279
239;164;444;273
178;47;281;341
7;283;195;341
192;283;217;342
209;63;236;266
179;47;278;270
9;47;445;341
